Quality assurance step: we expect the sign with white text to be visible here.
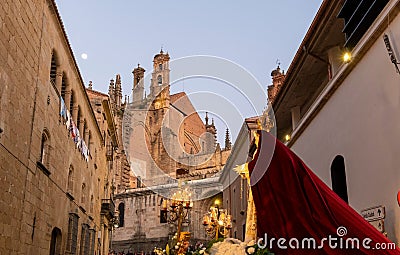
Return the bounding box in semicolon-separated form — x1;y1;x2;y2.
361;205;385;222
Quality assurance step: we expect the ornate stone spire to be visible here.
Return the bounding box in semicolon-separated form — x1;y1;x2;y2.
204;113;217;148
115;74;122;108
115;74;122;92
109;79;115;98
224;128;231;150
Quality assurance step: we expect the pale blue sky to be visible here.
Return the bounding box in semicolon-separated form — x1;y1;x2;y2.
55;0;323;144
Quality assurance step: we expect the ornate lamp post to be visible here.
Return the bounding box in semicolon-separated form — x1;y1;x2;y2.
161;187;193;255
203;200;232;240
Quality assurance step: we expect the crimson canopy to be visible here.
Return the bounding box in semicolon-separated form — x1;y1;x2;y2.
249;130;400;254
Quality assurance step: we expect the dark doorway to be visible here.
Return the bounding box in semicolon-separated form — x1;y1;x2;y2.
330;155;348;203
49;227;62;255
118;203;125;227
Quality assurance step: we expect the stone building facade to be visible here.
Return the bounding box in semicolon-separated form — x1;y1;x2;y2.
270;0;400;245
0;1;115;254
87;78;136;194
111;51;232;253
123;50;231;185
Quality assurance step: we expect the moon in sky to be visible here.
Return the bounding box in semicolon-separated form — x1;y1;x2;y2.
81;53;88;60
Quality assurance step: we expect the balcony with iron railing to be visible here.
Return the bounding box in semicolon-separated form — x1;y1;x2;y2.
101;198;115;220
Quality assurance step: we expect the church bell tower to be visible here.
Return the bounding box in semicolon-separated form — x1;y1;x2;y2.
150;49;170;99
132;64;145;104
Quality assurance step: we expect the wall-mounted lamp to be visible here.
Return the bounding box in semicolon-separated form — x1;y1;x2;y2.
383;34;400;74
343;52;352;63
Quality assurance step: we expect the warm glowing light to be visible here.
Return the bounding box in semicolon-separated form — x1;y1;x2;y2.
285;134;291;141
214;199;220;206
343;52;351;63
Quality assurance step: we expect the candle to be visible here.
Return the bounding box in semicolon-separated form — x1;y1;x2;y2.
220;212;226;221
212;208;217;219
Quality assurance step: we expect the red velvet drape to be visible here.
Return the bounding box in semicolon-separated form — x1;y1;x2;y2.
248;130;400;254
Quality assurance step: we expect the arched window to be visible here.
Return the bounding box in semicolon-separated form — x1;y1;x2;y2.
77;107;81;131
81;183;86;204
61;75;67;101
67;166;74;194
160;198;167;223
49;227;62;255
331;155;348;203
157;75;162;85
50;52;57;86
159;63;163;71
69;91;74;115
40;131;50;167
90;195;94;214
83;121;87;142
79;224;90;255
87;131;91;152
66;213;79;254
118;203;125;227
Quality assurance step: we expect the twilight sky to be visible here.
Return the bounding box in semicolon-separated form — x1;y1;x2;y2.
55;0;323;144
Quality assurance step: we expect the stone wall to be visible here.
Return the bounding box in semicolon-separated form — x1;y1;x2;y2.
112;191;216;253
0;0;111;254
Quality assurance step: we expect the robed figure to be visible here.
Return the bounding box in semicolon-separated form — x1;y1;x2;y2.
248;130;400;254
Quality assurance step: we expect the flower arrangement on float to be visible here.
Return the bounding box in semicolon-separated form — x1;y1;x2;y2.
186;238;274;255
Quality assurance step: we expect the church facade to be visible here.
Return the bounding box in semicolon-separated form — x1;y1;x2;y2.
108;51;232;253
